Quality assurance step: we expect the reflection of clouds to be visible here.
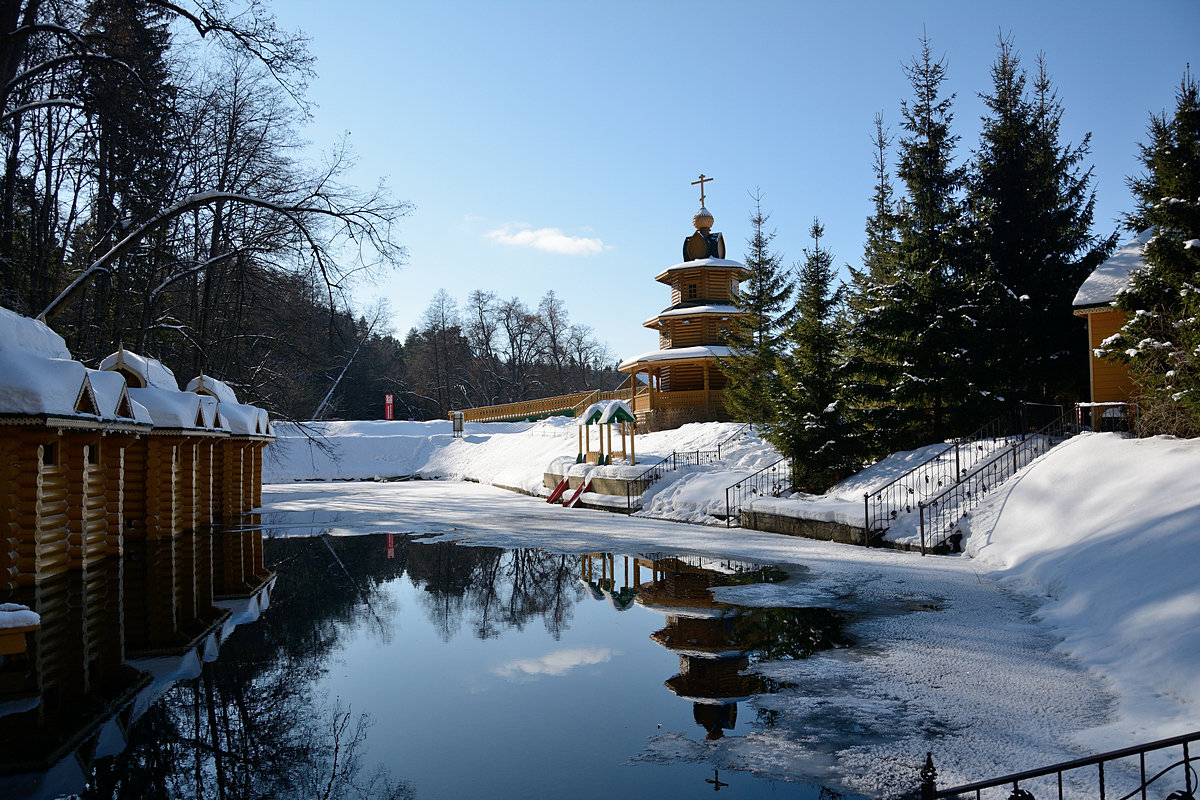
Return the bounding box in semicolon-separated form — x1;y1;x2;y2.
492;647;614;681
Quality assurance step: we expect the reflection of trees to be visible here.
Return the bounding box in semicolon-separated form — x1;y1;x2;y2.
79;534;412;800
405;542;582;642
733;606;852;662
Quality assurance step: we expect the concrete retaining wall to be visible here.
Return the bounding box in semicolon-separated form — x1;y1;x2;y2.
738;509;872;546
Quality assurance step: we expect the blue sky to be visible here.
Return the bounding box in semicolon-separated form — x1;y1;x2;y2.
274;0;1198;364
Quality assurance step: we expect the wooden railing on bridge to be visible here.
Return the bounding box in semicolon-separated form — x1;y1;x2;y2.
452;382;726;424
453;386;644;423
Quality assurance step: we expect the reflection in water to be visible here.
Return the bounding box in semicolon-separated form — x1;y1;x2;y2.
3;533;850;798
584;553;850;741
0;522;415;800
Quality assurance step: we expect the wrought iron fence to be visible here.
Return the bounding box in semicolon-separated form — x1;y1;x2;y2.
863;413;1024;536
921;729;1199;800
624;423;754;512
723;457;798;527
917;410;1077;554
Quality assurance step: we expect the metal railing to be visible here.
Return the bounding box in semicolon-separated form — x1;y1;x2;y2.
624;423;755;512
723;456;798;527
917;409;1077;554
921;729;1199;800
863;413;1024;536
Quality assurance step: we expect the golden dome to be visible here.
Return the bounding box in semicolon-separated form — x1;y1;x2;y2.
693;206;714;231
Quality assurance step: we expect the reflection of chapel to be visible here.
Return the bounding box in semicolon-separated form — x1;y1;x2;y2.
618;176;750;431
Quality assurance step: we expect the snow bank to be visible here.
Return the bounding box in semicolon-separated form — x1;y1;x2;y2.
961;432;1200;746
264;417;776;508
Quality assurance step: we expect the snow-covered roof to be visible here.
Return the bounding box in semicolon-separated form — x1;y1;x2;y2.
87;368;151;424
221;400;272;437
0;305;71;359
655;257;750;281
0;307;147;426
619;343;729;371
643;304;741;326
577;399;635;426
186;374;239;404
1073;230;1150;308
99;347;179;390
128;386;209;431
618;345;732;371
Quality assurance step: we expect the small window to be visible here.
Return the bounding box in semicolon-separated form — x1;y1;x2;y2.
41;442;58;467
687;283;698;300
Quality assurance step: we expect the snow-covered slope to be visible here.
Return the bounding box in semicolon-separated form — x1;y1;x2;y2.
961;432;1200;746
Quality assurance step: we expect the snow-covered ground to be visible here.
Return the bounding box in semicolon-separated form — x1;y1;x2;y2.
261;420;1199;797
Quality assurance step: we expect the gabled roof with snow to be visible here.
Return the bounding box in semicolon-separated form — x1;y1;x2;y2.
186;374;239;404
1073;230;1150;309
577;399;635;426
99;347;179;390
618;345;732;371
128;386;211;432
0;307;148;427
221;400;272;437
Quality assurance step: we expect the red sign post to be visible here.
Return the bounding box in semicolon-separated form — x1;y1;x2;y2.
386;532;395;559
384;393;394;420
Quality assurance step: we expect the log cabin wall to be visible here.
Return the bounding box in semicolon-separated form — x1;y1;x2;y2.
0;434;17;593
17;438;71;589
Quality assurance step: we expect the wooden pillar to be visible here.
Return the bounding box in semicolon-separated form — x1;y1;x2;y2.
630;420;636;466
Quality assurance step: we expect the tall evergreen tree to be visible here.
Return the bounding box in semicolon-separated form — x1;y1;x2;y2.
859;112;900;287
770;219;853;491
1102;69;1200;436
843;114;900;454
846;33;973;451
966;38;1111;407
76;0;180;355
722;192;793;427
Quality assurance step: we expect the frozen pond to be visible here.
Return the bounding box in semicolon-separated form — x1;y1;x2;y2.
245;534;854;798
1;480;1120;799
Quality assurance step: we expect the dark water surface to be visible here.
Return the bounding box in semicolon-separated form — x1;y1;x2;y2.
1;533;856;799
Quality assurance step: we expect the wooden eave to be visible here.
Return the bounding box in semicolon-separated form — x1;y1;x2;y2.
0;412;151;434
618;353;725;373
643;307;747;329
1073;303;1122;317
654;264;752;284
143;425;230;439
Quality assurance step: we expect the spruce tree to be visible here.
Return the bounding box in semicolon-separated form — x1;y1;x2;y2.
1103;70;1200;436
722;192;792;427
844;113;900;453
846;33;972;451
966;38;1111;408
770;219;853;491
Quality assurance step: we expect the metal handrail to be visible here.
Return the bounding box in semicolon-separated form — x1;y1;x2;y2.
917;409;1077;554
922;728;1199;800
723;456;797;527
623;423;754;512
862;413;1023;536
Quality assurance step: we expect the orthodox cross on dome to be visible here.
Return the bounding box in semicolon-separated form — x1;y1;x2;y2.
691;173;713;206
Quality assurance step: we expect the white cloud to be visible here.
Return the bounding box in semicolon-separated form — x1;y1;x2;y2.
485;224;604;256
491;647;614;681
